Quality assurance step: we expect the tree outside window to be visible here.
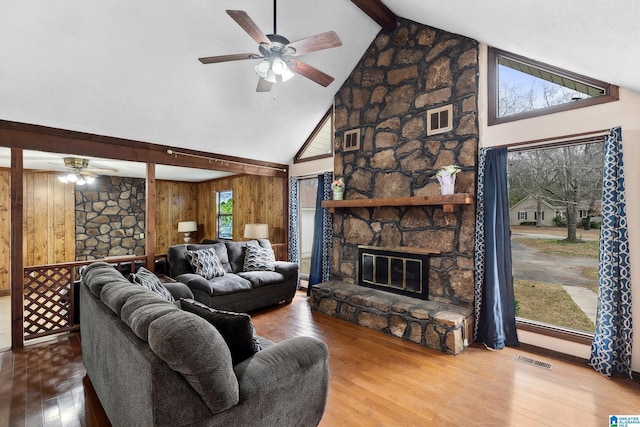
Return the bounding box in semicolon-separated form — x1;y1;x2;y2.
217;190;233;239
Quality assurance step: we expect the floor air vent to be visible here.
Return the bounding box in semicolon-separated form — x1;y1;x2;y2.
515;355;553;370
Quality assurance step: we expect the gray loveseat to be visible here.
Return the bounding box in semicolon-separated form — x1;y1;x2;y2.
167;239;298;312
80;261;329;427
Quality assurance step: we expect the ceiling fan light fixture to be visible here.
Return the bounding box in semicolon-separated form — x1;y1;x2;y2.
58;172;95;185
255;55;294;83
280;64;295;82
255;59;271;77
271;57;286;74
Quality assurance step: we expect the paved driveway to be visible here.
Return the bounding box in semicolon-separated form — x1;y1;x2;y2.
511;238;597;288
510;232;599;323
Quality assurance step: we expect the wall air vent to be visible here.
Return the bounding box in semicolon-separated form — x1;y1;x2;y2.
343;128;361;151
427;104;453;136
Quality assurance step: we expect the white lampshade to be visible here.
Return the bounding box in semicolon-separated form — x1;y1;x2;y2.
244;223;269;239
178;221;198;243
178;221;198;233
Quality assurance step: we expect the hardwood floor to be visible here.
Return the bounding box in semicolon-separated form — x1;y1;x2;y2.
1;290;639;426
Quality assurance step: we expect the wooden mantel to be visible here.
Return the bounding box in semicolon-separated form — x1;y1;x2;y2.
321;193;473;213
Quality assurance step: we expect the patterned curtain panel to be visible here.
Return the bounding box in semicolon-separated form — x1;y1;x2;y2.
288;177;300;288
590;126;632;378
308;171;333;293
473;147;519;348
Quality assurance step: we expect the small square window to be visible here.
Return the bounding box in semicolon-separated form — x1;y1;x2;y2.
427;105;453;136
343;129;360;151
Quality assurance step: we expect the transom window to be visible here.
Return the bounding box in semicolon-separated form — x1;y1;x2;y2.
487;47;618;125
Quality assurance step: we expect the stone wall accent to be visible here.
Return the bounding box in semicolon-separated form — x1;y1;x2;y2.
75;176;146;260
332;18;478;306
310;281;473;355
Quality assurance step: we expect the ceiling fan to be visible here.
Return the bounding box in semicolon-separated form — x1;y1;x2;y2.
56;157;118;185
198;0;342;92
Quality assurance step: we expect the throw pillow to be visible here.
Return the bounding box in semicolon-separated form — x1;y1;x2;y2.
130;267;175;303
180;299;261;364
242;244;275;272
185;248;225;279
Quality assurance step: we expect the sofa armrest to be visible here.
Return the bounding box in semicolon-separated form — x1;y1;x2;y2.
233;336;328;399
163;281;194;300
273;261;299;279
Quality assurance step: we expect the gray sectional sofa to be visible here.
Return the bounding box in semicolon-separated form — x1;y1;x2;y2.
80;261;329;427
167;239;298;312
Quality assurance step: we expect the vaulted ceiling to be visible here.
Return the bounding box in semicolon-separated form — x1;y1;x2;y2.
1;0;638;167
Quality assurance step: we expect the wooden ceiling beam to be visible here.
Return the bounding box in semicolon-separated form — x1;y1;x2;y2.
351;0;397;32
0;120;288;178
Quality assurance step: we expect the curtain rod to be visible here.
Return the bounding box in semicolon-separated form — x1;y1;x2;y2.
490;128;610;151
166;149;287;173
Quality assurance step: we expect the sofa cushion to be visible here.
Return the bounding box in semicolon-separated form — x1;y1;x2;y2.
130;267;175;302
100;281;149;316
242;244;276;272
181;299;262;364
82;262;125;297
127;303;180;342
237;271;287;288
120;292;172;322
224;241;249;273
148;310;239;414
185;248;225;279
176;272;253;296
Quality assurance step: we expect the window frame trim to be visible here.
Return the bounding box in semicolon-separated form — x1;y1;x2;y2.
488;47;619;126
293;108;334;164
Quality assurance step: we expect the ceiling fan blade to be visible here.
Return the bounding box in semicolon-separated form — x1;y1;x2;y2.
289;60;335;87
226;10;271;45
80;171;99;178
256;77;273;92
86;167;118;173
199;53;259;64
287;31;342;56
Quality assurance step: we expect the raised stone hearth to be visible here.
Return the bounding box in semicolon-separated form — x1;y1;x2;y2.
310;281;473;355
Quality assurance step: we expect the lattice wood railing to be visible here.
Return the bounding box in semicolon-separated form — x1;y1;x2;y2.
22;255;165;340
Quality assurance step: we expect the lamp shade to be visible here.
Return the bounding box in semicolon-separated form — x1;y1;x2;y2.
178;221;198;233
244;223;269;239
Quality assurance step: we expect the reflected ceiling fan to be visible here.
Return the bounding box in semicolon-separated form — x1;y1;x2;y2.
56;157;118;185
198;0;342;92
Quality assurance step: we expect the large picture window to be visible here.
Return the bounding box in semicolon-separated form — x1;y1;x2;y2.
487;47;618;125
217;190;233;240
508;140;604;338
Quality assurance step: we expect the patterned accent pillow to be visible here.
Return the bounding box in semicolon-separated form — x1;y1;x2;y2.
243;244;276;272
130;267;175;302
185;248;225;279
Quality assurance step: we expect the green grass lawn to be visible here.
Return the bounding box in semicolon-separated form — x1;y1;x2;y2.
513;238;599;259
514;279;595;333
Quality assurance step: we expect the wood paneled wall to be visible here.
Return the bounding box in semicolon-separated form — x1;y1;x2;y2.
0;170;288;294
0;170;9;295
197;175;288;244
154;180;198;253
0;169;76;295
23;172;76;266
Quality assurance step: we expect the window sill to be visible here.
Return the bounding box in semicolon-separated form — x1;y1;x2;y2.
516;318;593;346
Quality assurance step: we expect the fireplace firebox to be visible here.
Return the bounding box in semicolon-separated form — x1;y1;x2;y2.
357;246;438;300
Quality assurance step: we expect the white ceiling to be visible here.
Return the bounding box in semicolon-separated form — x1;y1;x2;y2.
1;0;638;172
0;148;234;182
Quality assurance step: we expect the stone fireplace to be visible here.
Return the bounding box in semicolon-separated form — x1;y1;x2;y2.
330;18;478;308
358;245;437;300
310;18;478;354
